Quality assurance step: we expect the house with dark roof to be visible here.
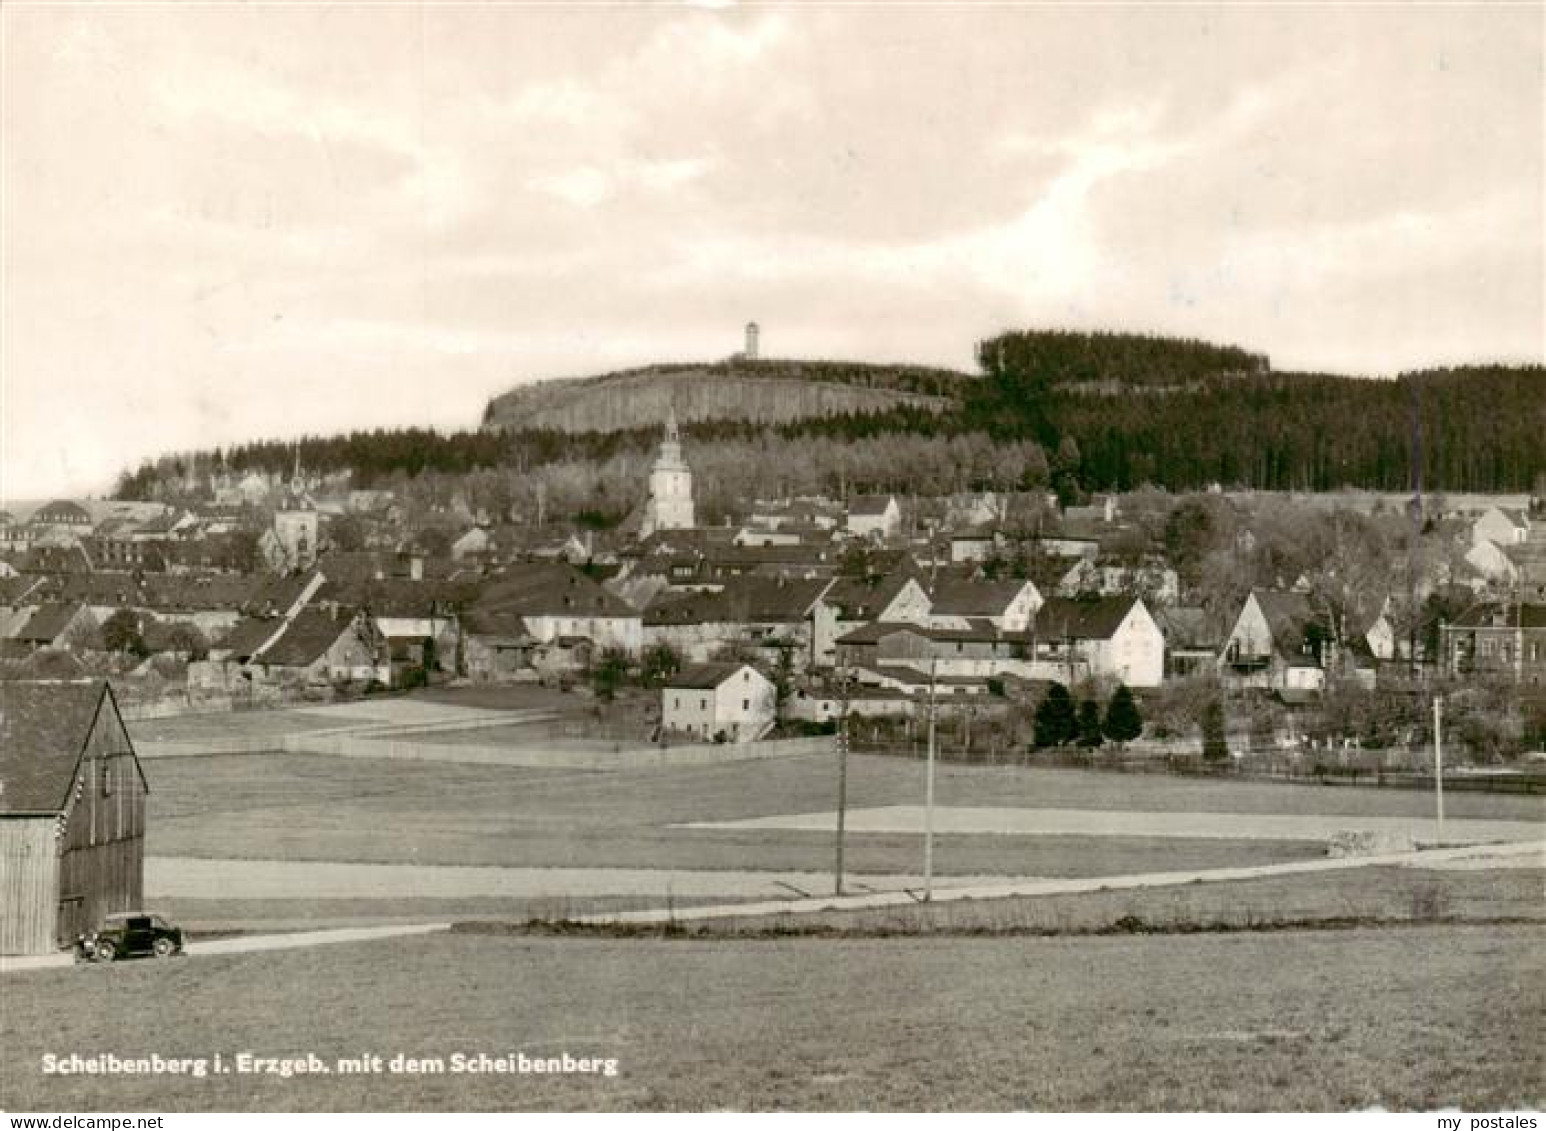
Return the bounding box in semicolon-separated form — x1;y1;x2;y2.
660;662;776;743
748;498;843;532
642;576;833;667
9;602;96;651
214;615;280;659
948;525;1001;564
833;618;1076;687
15;543;95;575
1219;589;1331;695
813;572;932;668
41;572;255;641
82;536;169;573
460;609;540;683
321;576;469;684
0;681;147;954
926;577;1042;632
0;576;44;638
846;494;902;539
28;500;94;530
1440;601;1546;685
470;562;642;658
1158;605;1222;678
1031;595;1166;688
1503;530;1546;603
699;543;837;582
244;607;380;689
1054;555;1180;604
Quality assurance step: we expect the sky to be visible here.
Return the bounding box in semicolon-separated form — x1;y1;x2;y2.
2;2;1542;502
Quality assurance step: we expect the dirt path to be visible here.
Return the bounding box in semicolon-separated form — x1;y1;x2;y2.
575;838;1546;925
6;840;1538;975
0;923;451;973
144;856;1033;901
687;804;1544;844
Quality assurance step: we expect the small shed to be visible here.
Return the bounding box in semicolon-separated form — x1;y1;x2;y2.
0;681;148;954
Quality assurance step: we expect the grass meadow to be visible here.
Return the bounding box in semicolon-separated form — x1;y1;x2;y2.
2;926;1539;1111
141;749;1542;875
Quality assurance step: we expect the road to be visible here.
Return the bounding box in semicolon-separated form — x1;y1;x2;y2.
144;856;1033;900
5;839;1539;975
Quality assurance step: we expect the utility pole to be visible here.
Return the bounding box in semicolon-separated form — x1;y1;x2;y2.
924;657;938;902
1432;695;1445;846
1408;374;1424;681
833;665;851;896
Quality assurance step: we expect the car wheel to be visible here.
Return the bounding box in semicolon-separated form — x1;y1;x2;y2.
153;937;176;959
94;939;117;963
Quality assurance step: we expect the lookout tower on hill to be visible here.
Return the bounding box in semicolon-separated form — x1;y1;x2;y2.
744;321;760;361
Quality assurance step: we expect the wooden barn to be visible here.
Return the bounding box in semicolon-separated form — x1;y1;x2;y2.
0;681;147;955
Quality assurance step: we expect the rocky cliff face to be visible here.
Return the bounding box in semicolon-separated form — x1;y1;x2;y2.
482;360;966;434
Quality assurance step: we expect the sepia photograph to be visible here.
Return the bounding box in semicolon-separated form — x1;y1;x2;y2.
1;0;1542;1117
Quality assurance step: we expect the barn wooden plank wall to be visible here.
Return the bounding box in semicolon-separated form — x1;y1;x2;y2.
0;821;60;955
1;689;147;954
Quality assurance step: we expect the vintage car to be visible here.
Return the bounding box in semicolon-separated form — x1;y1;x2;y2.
88;911;184;962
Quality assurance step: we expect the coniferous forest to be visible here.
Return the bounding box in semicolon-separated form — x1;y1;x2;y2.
114;331;1545;502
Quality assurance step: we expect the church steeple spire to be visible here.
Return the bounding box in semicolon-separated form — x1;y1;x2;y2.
641;404;694;536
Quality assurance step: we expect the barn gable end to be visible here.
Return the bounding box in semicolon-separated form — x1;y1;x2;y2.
0;682;147;954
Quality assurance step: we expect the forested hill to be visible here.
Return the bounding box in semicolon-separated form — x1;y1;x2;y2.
480;359;969;434
964;331;1545;493
113;331;1545;502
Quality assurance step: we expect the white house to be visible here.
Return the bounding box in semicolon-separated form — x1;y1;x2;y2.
1464;539;1520;586
1219;589;1329;695
661;662;776;743
846;495;902;540
1472;506;1530;548
1031;595;1166;688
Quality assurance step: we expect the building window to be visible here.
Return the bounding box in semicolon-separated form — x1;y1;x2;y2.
742;699;749;710
100;757;113;797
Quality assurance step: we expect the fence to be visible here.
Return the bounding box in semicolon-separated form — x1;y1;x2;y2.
848;739;1546;793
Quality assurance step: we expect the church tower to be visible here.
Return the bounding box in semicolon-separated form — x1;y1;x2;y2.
641;408;695;536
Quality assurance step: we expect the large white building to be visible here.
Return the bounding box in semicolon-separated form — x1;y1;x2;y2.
661;662;776;743
640;410;695;537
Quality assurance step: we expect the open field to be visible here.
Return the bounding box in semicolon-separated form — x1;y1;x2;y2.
2;926;1539;1111
143;752;1351;879
139;748;1542;921
125;701;510;745
128;703;1542;936
127;709;358;744
144;750;1543;864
